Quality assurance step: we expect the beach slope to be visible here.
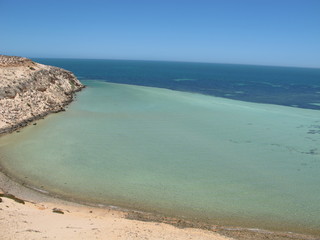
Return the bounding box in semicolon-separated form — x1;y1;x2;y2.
0;190;232;240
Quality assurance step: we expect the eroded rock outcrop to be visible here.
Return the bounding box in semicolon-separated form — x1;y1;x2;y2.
0;55;84;134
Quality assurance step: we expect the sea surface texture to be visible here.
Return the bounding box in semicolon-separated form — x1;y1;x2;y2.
34;59;320;110
0;60;320;235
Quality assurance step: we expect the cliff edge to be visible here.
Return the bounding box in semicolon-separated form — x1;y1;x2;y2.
0;55;84;134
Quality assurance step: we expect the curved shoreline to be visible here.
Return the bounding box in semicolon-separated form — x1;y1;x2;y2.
1;163;319;240
0;171;231;240
0;92;318;240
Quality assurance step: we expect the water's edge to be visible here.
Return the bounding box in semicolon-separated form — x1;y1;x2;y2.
0;163;318;240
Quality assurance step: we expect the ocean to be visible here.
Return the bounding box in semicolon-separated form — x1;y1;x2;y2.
0;59;319;235
34;58;320;110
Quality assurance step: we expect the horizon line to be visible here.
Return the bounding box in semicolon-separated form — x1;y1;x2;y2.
0;53;314;70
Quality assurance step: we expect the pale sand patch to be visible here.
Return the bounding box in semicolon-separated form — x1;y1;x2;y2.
0;194;231;240
0;120;6;129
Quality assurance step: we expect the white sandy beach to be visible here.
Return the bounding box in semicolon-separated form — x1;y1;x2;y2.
0;185;232;240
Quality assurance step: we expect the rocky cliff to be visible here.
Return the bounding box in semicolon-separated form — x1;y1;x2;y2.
0;55;84;134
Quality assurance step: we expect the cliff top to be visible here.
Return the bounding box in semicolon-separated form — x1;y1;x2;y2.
0;55;35;67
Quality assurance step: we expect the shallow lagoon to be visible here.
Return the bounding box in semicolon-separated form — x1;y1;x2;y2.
0;80;320;234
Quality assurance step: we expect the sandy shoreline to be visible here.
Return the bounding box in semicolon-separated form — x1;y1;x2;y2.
0;169;233;240
1;166;319;240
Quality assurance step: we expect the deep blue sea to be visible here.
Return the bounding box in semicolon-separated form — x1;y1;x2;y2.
34;58;320;110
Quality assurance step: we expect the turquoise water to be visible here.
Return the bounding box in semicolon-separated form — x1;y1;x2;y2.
0;80;320;235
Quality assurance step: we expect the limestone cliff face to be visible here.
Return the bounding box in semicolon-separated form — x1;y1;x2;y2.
0;55;84;134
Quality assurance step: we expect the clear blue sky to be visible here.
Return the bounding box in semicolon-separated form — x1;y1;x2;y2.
1;0;320;68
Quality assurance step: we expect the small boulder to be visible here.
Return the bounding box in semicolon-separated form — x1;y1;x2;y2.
52;208;64;214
